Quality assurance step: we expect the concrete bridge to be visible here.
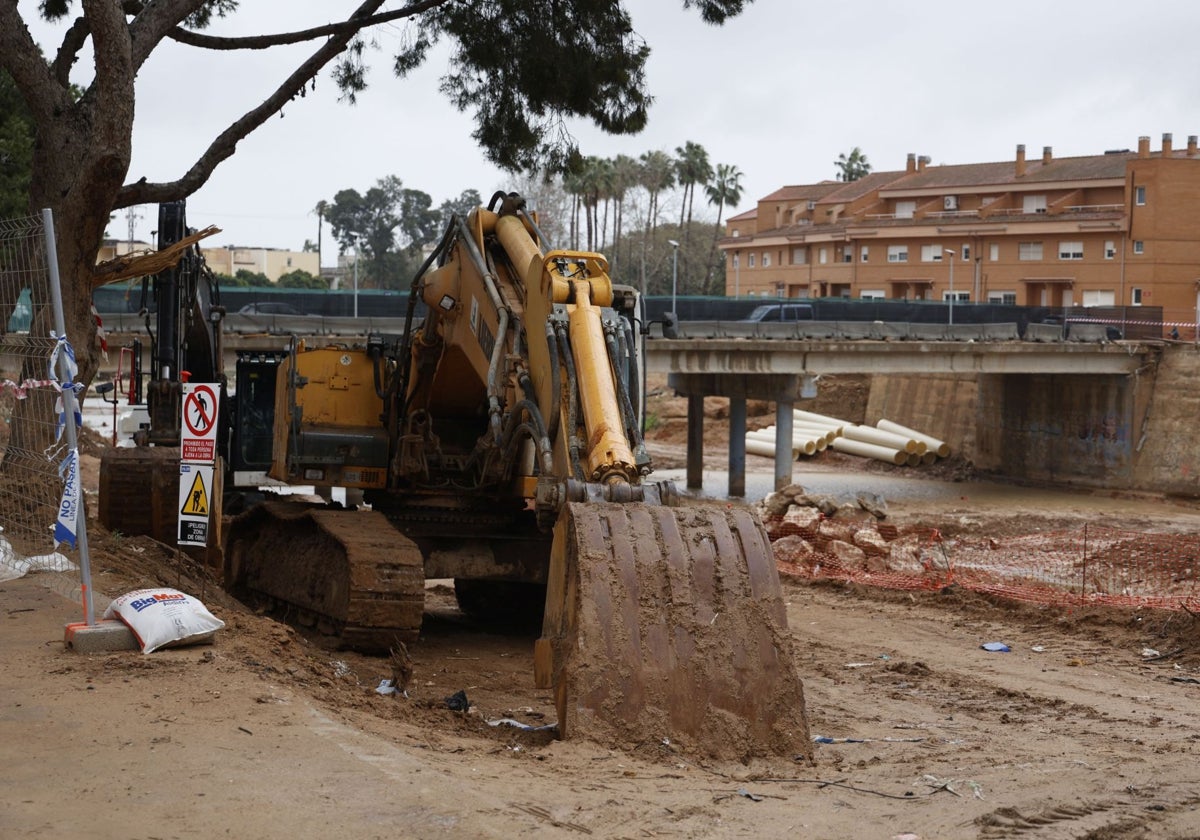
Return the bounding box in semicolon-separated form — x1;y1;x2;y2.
643;325;1159;498
100;316;1166;498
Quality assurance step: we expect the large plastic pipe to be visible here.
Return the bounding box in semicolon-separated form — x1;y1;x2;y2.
793;422;839;443
746;430;819;456
876;419;951;458
745;436;816;458
842;424;924;455
830;437;907;465
794;409;853;429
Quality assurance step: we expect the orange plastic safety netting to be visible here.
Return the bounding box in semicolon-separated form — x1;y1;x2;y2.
765;515;1200;612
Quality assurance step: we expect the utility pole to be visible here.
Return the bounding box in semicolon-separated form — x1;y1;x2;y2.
125;206;143;254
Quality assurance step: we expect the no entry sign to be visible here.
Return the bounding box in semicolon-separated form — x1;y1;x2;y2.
181;383;218;463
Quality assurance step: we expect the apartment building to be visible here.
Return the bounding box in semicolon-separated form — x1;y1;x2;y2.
721;134;1200;319
200;245;319;282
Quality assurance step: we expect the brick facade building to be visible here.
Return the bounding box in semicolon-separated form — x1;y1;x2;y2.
721;134;1200;322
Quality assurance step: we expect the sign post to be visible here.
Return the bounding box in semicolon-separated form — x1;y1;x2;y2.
178;382;220;547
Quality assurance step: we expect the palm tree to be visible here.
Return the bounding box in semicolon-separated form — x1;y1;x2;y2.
834;147;872;182
562;169;585;249
609;154;640;278
313;200;328;267
674;141;712;248
704;163;744;294
638;150;675;290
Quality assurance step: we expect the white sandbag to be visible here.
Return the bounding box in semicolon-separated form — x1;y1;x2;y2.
103;588;225;653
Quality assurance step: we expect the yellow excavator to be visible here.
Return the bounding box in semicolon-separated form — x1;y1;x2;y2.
223;192;809;759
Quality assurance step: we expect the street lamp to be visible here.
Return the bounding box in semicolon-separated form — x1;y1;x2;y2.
667;239;680;314
944;248;956;325
353;236;360;318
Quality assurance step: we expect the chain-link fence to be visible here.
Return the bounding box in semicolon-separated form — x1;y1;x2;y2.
0;211;96;622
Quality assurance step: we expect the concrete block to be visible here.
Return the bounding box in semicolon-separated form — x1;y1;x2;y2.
1067;323;1109;343
981;322;1021;341
909;323;949;341
1024;322;1064;342
64;619;139;653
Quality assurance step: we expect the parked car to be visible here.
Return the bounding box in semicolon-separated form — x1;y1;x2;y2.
742;303;815;322
237;302;304;316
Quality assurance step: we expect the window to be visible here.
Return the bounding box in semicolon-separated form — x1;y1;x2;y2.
896;200;916;219
807;200;816;211
1104;240;1116;260
774;283;786;297
762;252;771;268
791;247;806;265
860;246;869;263
1018;241;1043;261
1133;240;1144;255
887;245;908;263
1135;186;1146;205
1131;288;1143;306
942;291;970;302
842;249;852;263
1058;241;1084;260
962;245;970;261
748;253;756;268
732;254;739;268
1082;290;1116;306
860;290;885;300
990;243;1000;261
1023;194;1047;214
920;244;945;262
988;291;1017;305
819;248;827;265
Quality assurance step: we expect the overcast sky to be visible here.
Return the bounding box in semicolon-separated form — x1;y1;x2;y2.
21;0;1200;267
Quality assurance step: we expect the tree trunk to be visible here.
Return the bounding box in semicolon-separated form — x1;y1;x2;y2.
4;75;133;488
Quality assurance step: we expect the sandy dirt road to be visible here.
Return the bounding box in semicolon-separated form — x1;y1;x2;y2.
4;513;1200;839
4;377;1200;838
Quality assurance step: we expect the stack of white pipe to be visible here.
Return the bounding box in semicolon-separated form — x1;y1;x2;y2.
745;409;951;467
746;428;820;458
876;418;950;459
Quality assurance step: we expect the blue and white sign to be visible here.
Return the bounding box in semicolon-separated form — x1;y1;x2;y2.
54;448;80;549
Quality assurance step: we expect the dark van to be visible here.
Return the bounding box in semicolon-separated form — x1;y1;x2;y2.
743;303;815;322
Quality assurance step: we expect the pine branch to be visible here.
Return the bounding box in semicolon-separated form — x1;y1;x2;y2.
115;0;399;208
166;0;450;51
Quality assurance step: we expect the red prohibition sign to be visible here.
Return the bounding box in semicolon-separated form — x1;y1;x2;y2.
184;385;217;437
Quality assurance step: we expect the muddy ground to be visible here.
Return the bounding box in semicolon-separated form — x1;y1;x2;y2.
3;376;1200;838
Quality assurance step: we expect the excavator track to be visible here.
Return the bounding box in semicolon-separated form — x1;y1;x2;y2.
224;502;424;652
538;501;811;762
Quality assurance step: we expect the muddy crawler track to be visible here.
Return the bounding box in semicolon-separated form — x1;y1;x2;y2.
224;501;425;651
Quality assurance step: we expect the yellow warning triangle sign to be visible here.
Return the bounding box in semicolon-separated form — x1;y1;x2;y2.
181;471;209;516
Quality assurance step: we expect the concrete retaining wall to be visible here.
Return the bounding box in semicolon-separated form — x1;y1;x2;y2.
863;346;1200;496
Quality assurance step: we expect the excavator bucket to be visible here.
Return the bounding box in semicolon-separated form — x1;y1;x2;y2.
538;500;811;762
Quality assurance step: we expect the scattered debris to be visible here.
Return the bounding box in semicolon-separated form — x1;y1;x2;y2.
814;735;925;744
444;689;470;712
980;642;1011;653
486;718;557;733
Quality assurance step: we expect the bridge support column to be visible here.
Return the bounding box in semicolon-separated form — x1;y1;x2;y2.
728;397;747;497
667;373;814;498
774;399;794;491
686;395;704;490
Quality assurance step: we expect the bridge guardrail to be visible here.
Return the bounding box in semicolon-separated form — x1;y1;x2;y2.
669;321;1064;343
